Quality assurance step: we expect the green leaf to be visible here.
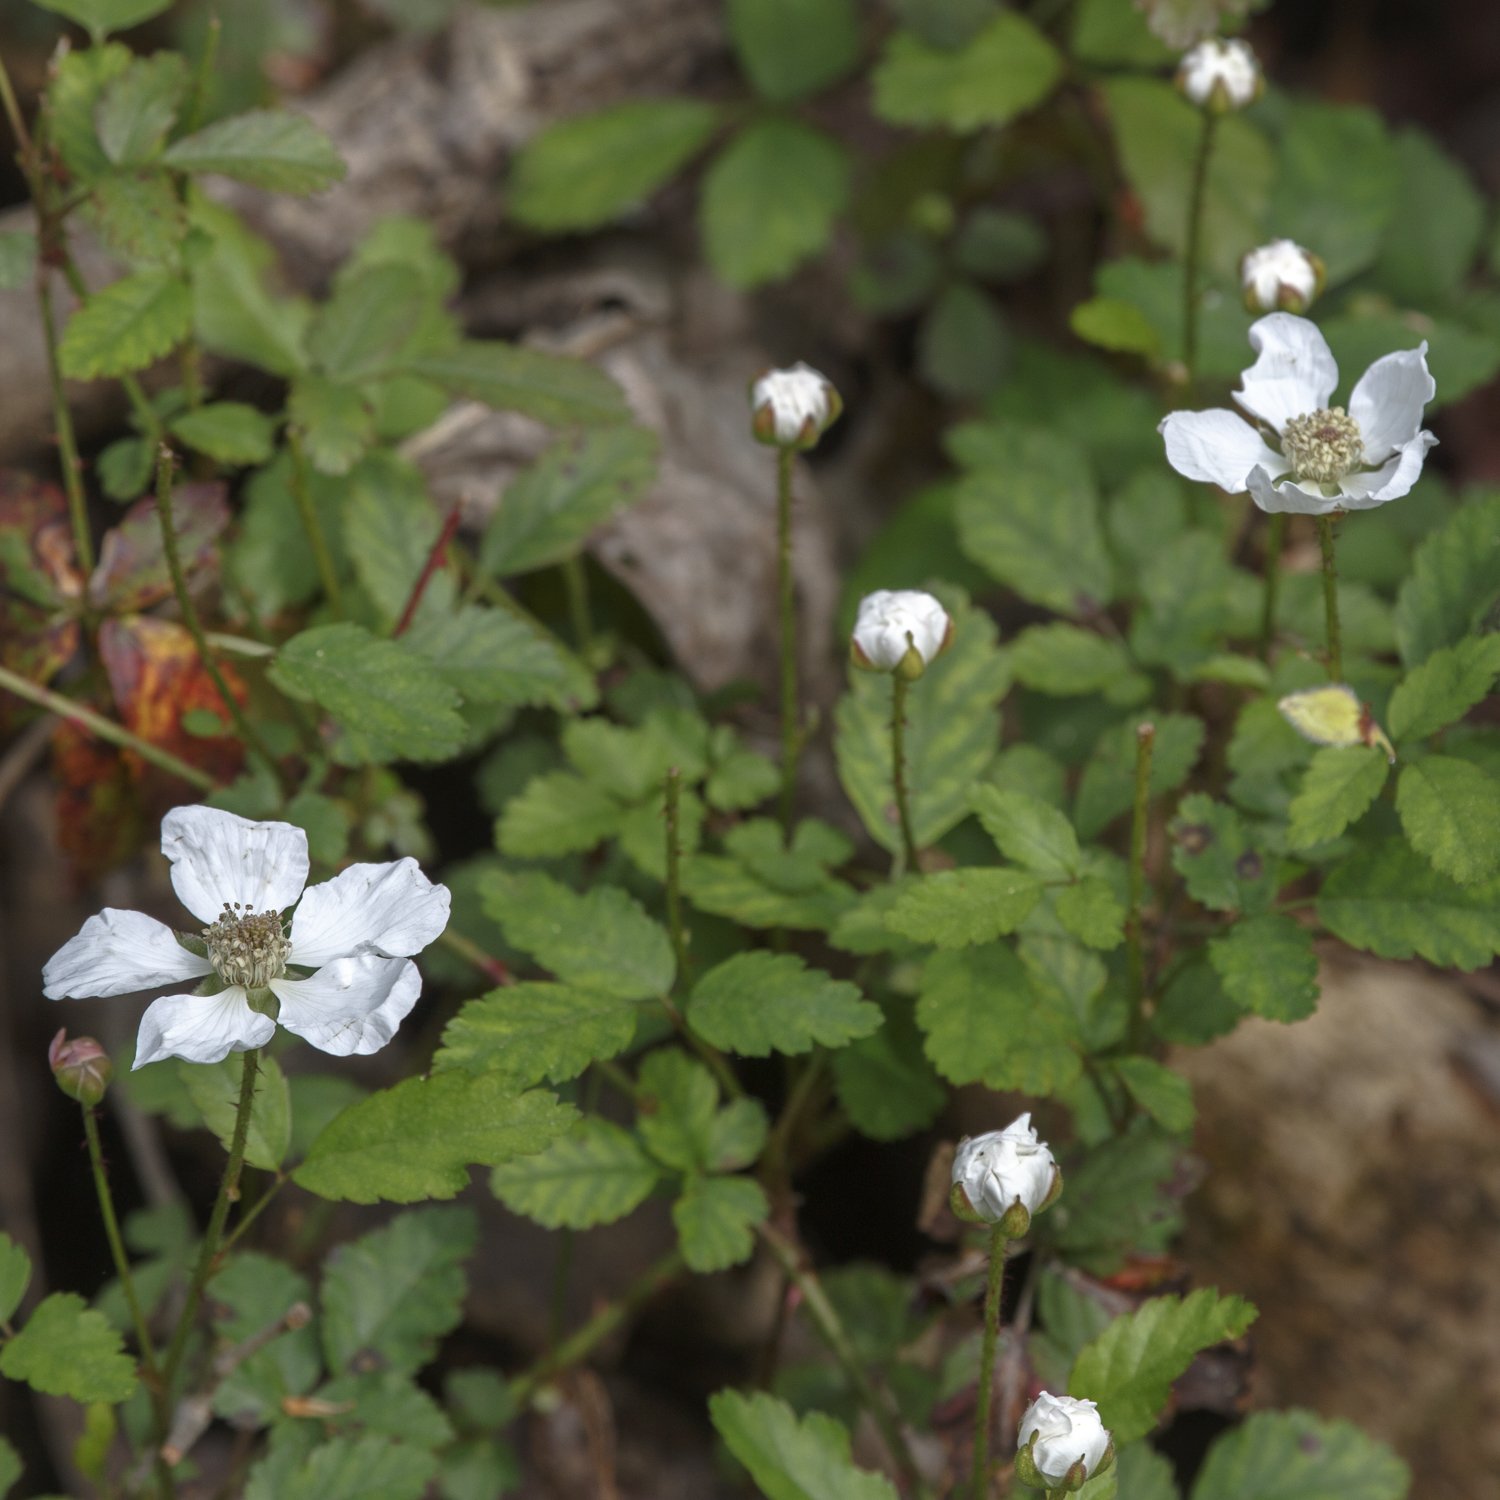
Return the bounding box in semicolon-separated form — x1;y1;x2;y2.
884;867;1042;948
496;771;625;859
32;0;170;39
0;1293;137;1403
916;944;1081;1095
179;1053;291;1171
709;1390;899;1500
872;14;1063;131
1396;755;1500;885
169;402;277;467
1285;748;1390;851
308;264;430;382
482;426;658;575
835;595;1011;854
1109;1057;1194;1134
1208;914;1319;1023
402;341;628;427
95;52;186;165
1188;1410;1409;1500
490;1118;659;1229
1393;491;1500;665
688;952;879;1058
1168;793;1277;913
510;100;721;231
288;374;374;476
480;868;674;999
0;232;36;291
1387;636;1500;742
1374;128;1485;304
164;109;345;193
1070;1289;1257;1445
313;1371;454;1448
971;784;1082;881
269;623;467;765
258;1434;438;1500
637;1050;720;1170
89;168;186;264
0;1436;19;1498
683;855;855;932
59;269;191;380
321;1207;475;1376
701;120;850;290
1070;295;1160;357
293;1073;577;1204
1114;1443;1180;1500
0;1237;30;1325
918;280;1010;400
831;1015;946;1142
1055;877;1127;951
436;982;638;1087
1010;624;1144;701
955;424;1112;613
727;0;861;102
1076;715;1205;840
673;1176;768;1273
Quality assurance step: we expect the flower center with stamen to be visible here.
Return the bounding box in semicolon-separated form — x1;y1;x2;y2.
1281;406;1364;484
202;902;290;989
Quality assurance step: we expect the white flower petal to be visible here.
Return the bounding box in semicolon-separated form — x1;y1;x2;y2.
1159;409;1286;492
1349;342;1435;463
1233;313;1338;433
288;859;451;969
1019;1393;1112;1484
1339;430;1438;509
851;590;952;671
133;987;274;1069
162;805;309;925
43;909;213;999
270;957;420;1057
1245;465;1341;516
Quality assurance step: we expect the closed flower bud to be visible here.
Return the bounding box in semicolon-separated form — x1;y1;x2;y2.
1241;239;1325;314
851;590;952;679
49;1029;112;1107
949;1112;1060;1235
1015;1392;1113;1493
750;363;842;450
1176;38;1262;112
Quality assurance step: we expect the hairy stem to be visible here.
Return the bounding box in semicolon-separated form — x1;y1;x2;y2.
776;446;799;839
891;672;920;872
1259;511;1286;660
664;767;692;984
285;433;347;618
1317;514;1343;681
1182;110;1219;393
1126;721;1156;1051
973;1226;1009;1500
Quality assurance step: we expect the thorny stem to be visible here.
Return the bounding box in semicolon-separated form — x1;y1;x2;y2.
0;662;216;789
1126;722;1156;1051
285;433;347;618
1259;512;1286;660
394;502;462;636
757;1222;925;1497
1317;514;1343;682
891;673;920;872
664;768;692;983
775;446;799;840
1182;110;1219;394
972;1226;1009;1500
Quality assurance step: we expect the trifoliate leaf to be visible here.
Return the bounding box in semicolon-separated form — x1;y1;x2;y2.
884;867;1043;948
293;1073;577;1204
971;784;1082;881
727;0;861;103
1076;715;1205;840
1070;1289;1257;1444
1109;1057;1194;1134
402;341;628;427
164;110;345;194
1208;914;1319;1023
1396;755;1500;885
58;270;192;380
687;952;879;1058
179;1052;291;1171
673;1176;768;1273
169;402;277;466
1387;635;1500;743
0;1294;137;1403
1393;490;1500;666
1188;1410;1409;1500
490;1119;659;1229
1169;793;1277;913
0;1237;31;1324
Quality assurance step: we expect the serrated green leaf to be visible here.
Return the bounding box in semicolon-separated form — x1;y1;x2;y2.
401;341;628;427
955;424;1113;613
269;622;467;765
308;263;430;382
1393;491;1500;665
293;1073;577;1204
872;14;1062;130
59;269;191;380
490;1118;659;1229
1387;635;1500;743
830;1012;945;1142
321;1207;476;1376
336;452;434;619
440;1437;520;1500
1010;622;1146;700
884;867;1042;948
496;770;625;859
1113;1442;1180;1500
179;1053;291;1171
287;1074;364;1160
706;734;780;812
1208;914;1319;1023
0;1293;137;1403
971;784;1082;881
637;1050;720;1170
1110;1057;1194;1134
1169;793;1277;912
682;854;854;931
164;109;345;193
1076;715;1205;840
480;868;674;999
0;1236;31;1324
313;1371;454;1449
1188;1410;1409;1500
1396;754;1500;885
261;1434;438;1500
1071;1289;1256;1444
510;99;721;231
688;952;879;1058
673;1176;768;1273
96;51;186;166
289;374;374;475
1285;747;1389;850
1055;877;1127;950
1374;128;1485;304
31;0;170;39
727;0;861;103
0;232;36;291
701;119;850;290
169;402;277;466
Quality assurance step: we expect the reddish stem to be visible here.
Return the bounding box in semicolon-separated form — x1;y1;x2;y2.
394;503;463;637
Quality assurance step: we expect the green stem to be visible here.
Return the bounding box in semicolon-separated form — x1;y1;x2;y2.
181;14;221;136
972;1225;1009;1500
1259;512;1286;661
775;446;799;840
219;1173;286;1257
1126;721;1155;1051
658;990;744;1100
1182;110;1219;393
762;1048;827;1189
285;434;347;618
891;673;920;872
0;662;215;789
436;927;513;987
155;447;285;786
37;274;95;577
160;1050;261;1414
1317;514;1343;682
664;767;691;984
758;1223;924;1496
561;554;595;660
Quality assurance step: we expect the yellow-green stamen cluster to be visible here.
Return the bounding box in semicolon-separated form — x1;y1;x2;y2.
1281;406;1363;485
203;903;290;989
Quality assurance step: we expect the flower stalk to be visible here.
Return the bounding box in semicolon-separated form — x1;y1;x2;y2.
1126;722;1155;1047
1317;514;1343;682
776;446;799;839
972;1225;1008;1500
1182;110;1218;392
891;673;920;871
1260;512;1286;660
285;432;347;619
664;767;692;983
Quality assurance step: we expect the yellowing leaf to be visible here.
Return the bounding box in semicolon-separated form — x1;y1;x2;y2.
1277;685;1394;762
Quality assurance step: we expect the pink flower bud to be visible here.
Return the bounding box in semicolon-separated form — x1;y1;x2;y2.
49;1029;113;1107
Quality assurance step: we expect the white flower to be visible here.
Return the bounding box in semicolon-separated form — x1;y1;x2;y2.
1176;37;1262;111
950;1113;1058;1229
1241;239;1324;315
42;806;451;1069
851;590;952;677
750;362;841;449
1159;313;1437;515
1018;1392;1112;1488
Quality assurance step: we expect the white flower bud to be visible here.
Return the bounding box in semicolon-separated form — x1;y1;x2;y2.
949;1113;1059;1232
1176;38;1262;112
750;362;842;449
1017;1392;1113;1490
851;590;952;679
1240;239;1324;315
